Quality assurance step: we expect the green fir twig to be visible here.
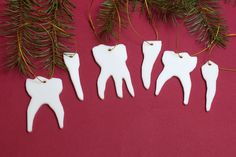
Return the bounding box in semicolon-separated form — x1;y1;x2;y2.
94;0;229;49
0;0;75;77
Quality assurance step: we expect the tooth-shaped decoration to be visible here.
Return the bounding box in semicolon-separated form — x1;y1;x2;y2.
26;76;64;132
92;44;135;99
155;51;197;105
201;61;219;112
142;40;162;89
63;52;84;101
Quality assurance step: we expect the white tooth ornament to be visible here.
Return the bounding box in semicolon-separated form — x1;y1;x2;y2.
92;44;135;99
63;52;84;101
155;51;197;105
201;61;219;112
26;76;64;132
142;40;162;89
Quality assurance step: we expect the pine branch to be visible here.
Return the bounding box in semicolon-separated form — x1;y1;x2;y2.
184;0;228;48
94;0;228;48
41;0;75;76
0;0;41;76
96;0;127;41
138;0;184;24
0;0;75;77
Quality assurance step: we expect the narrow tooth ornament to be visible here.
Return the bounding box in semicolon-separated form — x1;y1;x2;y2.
142;40;162;89
92;44;135;99
155;51;197;105
201;61;219;112
26;77;64;132
63;52;84;101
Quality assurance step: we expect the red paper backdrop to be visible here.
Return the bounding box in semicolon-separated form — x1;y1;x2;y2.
0;1;236;157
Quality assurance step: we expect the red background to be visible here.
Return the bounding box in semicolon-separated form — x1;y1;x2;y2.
0;1;236;157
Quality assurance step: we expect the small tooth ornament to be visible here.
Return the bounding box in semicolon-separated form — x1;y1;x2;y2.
142;40;162;89
26;76;64;132
63;52;84;101
92;44;135;99
155;51;197;105
201;61;219;112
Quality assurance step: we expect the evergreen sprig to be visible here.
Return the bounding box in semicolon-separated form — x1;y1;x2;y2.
0;0;44;75
0;0;75;77
95;0;229;48
138;0;184;24
38;0;75;76
184;0;227;48
96;0;127;41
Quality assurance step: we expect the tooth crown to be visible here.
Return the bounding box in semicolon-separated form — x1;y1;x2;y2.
92;44;134;99
162;51;197;75
202;61;219;80
93;44;127;75
142;41;162;56
26;77;63;100
63;53;80;69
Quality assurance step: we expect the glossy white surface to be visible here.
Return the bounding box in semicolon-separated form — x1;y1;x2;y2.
63;52;84;101
142;40;162;89
26;76;64;132
92;44;135;99
155;51;197;105
201;61;219;112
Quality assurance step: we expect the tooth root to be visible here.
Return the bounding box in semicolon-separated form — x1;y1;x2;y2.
142;41;162;89
75;74;84;100
93;44;134;99
48;98;64;129
155;51;197;104
155;68;172;95
114;77;123;98
63;53;84;101
97;71;110;99
123;68;135;97
27;99;42;132
26;77;64;132
179;74;191;105
201;61;219;112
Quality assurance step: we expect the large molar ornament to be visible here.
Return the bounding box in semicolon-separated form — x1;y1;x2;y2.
26;76;64;132
155;51;197;105
92;44;135;99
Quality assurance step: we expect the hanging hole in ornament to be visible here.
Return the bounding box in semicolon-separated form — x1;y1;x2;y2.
178;54;183;58
108;48;112;51
36;77;47;83
150;43;153;46
208;62;212;66
64;53;76;58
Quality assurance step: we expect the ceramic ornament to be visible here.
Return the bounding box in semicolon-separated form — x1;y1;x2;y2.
201;61;219;112
92;44;135;99
142;40;162;89
26;76;64;132
155;51;197;105
63;52;84;101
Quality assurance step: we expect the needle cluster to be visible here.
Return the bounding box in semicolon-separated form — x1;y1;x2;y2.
95;0;232;48
0;0;75;76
